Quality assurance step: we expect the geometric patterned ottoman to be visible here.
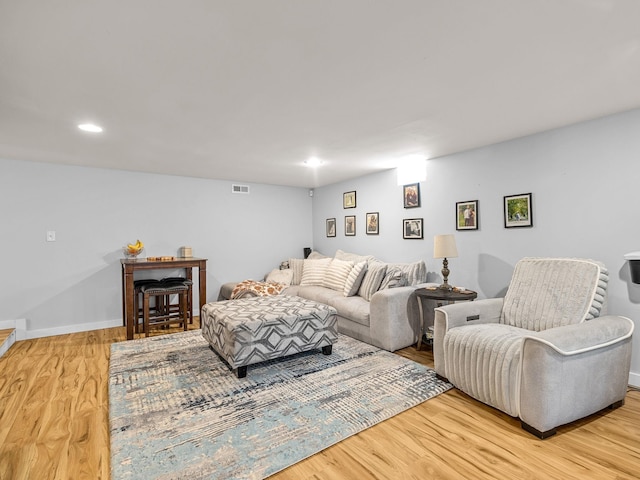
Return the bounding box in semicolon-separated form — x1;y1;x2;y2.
201;295;338;378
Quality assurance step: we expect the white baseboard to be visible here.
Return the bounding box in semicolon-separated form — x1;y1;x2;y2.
23;319;123;340
629;371;640;389
0;329;17;359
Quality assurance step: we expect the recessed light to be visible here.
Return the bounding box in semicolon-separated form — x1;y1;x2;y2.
304;157;323;168
78;123;103;133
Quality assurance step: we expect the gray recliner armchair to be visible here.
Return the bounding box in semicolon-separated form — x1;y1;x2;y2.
433;257;634;438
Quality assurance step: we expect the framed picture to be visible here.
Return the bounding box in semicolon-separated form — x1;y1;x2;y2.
326;218;336;237
403;218;423;239
456;200;479;230
343;191;356;209
403;183;421;208
504;193;533;228
366;212;379;235
345;215;356;236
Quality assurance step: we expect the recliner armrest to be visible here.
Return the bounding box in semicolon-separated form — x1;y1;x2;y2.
523;315;634;355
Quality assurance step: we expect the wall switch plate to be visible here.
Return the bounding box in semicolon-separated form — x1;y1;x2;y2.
46;231;56;242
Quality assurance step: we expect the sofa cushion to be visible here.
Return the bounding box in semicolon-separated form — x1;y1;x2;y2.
265;268;293;285
343;261;367;297
322;258;355;292
328;295;370;326
300;258;332;286
296;285;344;306
358;263;388;301
379;267;409;290
295;285;370;327
384;260;427;286
335;249;376;264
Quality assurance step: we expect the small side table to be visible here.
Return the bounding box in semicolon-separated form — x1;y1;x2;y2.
414;287;477;350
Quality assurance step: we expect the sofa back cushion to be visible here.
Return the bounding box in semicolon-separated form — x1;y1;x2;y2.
500;257;608;331
384;260;427;286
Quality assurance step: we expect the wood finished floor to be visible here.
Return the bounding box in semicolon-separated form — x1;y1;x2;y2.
0;321;639;480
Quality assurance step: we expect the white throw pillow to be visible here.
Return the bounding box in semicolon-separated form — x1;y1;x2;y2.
300;258;332;286
265;268;294;286
322;258;355;292
343;261;367;297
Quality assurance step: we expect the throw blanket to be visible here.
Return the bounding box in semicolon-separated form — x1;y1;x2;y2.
231;280;287;299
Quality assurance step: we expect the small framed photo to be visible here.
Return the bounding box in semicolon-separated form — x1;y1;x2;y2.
345;215;356;236
326;218;336;237
403;218;423;239
403;183;421;208
343;191;356;209
366;212;379;235
456;200;479;231
504;193;533;228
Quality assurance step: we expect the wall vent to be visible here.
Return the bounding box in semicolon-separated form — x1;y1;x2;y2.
232;184;250;194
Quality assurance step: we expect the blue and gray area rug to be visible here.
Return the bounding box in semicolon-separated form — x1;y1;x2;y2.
109;330;452;480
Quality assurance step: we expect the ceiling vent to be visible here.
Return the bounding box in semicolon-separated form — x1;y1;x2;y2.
232;184;250;194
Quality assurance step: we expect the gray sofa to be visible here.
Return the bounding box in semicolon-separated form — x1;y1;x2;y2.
218;250;437;352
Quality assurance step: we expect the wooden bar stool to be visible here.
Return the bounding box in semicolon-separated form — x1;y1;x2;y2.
141;281;189;337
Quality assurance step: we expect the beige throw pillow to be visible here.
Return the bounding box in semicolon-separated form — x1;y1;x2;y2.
322;258;355;292
300;258;332;286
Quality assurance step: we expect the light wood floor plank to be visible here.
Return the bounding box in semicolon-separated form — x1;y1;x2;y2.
0;323;638;479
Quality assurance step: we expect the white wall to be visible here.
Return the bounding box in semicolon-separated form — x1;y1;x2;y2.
312;108;640;385
0;159;312;337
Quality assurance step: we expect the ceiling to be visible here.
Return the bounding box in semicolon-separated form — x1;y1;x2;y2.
2;1;640;188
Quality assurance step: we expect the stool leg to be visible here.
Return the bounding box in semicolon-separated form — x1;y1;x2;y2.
143;293;151;337
181;290;188;331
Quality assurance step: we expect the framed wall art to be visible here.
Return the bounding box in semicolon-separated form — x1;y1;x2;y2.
345;215;356;236
456;200;479;230
366;212;379;235
504;193;533;228
403;218;423;239
403;183;420;208
326;218;336;237
343;191;356;209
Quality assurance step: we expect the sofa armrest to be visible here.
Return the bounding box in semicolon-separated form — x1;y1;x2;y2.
519;316;634;434
433;298;504;377
369;285;425;351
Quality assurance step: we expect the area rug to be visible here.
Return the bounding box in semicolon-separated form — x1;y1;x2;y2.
109;330;452;480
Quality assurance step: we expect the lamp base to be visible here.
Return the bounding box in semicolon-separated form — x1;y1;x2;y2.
438;283;453;291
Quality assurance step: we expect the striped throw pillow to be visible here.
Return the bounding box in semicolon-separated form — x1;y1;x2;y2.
322;258;355;292
357;263;388;301
343;261;368;297
300;258;332;286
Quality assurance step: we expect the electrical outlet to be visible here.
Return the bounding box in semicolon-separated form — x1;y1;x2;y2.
46;231;56;242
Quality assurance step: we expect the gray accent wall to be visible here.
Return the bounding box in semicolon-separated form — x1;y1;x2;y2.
312;108;640;386
0;159;312;336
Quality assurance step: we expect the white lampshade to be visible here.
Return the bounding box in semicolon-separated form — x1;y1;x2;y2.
434;234;458;259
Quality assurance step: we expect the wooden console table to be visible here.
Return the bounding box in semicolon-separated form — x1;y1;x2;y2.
120;257;207;340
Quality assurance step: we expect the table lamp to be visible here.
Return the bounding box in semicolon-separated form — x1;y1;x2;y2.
434;234;458;291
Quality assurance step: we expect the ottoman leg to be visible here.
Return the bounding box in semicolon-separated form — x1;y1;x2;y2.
236;366;247;378
322;345;332;355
